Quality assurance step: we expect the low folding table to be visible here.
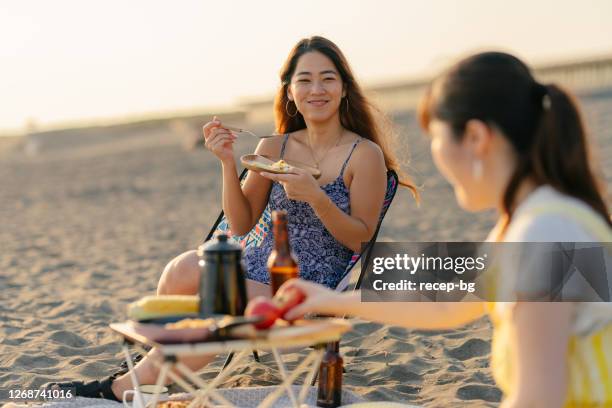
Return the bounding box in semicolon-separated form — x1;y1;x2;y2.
110;319;351;408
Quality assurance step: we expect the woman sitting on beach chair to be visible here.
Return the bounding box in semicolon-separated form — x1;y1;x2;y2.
280;52;612;407
48;36;417;400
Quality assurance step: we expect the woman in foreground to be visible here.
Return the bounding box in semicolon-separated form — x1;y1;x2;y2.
48;36;416;400
281;52;612;407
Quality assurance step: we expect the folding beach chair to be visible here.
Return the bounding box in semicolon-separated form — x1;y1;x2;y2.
202;168;399;367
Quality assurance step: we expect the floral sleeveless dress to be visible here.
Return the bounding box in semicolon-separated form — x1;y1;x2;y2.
243;134;361;289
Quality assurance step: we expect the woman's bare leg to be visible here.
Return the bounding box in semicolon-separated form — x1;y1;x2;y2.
111;250;271;398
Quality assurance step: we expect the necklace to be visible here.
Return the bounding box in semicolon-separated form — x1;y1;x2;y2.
306;131;343;169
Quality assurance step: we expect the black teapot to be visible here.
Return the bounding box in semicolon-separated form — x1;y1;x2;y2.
197;234;248;317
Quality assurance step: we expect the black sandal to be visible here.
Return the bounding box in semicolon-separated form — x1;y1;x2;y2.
118;352;145;371
43;353;145;401
44;375;119;401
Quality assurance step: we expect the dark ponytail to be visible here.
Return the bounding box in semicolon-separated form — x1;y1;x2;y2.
418;52;611;232
505;84;611;228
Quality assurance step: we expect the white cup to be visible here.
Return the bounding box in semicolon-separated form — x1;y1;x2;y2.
122;385;169;408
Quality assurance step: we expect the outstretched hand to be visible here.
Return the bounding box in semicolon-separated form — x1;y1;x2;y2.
277;279;342;320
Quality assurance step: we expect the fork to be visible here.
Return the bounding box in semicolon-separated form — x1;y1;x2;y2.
223;125;277;139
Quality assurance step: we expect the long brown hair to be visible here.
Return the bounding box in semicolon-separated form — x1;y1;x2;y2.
418;51;610;232
274;36;417;196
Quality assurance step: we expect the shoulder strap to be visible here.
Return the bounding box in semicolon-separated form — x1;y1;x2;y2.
279;133;290;158
339;139;362;177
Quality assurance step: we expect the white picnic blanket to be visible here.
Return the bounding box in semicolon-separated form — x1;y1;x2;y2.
4;386;369;408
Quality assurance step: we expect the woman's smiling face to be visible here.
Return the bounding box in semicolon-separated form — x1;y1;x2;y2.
288;51;345;123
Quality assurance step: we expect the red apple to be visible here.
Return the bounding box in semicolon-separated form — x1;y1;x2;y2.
245;296;280;329
273;287;306;320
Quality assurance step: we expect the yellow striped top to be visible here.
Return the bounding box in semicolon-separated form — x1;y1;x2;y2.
486;186;612;406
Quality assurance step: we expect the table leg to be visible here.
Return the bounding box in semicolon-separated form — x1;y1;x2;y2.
175;361;237;408
258;351;320;408
147;362;170;408
128;345;173;408
271;349;299;407
122;344;146;408
133;345;198;395
178;348;251;407
202;348;250;391
299;349;324;403
163;366;198;394
130;345;243;407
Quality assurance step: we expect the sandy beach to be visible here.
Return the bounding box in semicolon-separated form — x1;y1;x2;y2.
1;89;610;407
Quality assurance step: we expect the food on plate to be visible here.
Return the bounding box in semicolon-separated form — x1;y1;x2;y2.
127;295;199;321
271;159;290;170
165;318;215;330
257;159;291;172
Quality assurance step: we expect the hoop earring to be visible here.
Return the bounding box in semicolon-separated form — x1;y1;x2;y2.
344;97;349;113
285;100;298;117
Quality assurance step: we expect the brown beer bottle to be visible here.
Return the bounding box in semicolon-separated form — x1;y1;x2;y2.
267;210;299;295
317;341;343;408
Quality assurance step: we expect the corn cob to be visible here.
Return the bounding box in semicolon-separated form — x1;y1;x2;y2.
127;295;199;320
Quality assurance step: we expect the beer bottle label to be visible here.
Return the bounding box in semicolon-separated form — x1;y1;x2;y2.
270;266;298;274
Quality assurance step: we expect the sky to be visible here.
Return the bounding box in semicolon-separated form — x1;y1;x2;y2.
1;0;612;133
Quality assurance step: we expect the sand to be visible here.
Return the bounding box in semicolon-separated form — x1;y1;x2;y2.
1;89;610;407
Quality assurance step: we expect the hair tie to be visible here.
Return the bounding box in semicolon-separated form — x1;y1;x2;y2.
542;95;551;111
535;83;551;110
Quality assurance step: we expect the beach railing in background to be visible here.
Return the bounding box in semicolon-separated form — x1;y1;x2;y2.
241;54;612;127
17;54;612;156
